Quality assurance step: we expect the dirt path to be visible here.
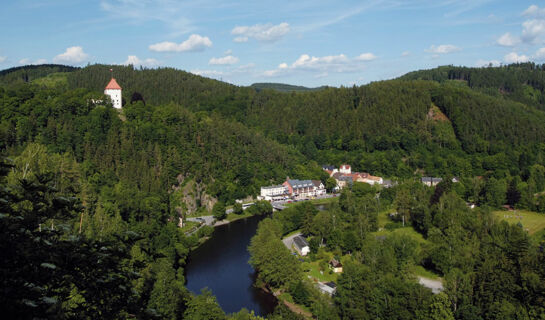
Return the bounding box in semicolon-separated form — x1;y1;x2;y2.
283;300;313;319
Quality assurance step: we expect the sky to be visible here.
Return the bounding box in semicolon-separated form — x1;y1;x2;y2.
1;0;545;87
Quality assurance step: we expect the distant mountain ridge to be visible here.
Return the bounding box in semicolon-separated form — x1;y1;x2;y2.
250;82;326;92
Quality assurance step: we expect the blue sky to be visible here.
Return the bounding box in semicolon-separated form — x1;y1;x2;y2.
1;0;545;87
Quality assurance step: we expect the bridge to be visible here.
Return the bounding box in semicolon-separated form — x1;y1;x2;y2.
272;203;287;211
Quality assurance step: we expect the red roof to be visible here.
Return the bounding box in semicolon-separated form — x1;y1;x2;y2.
105;78;122;90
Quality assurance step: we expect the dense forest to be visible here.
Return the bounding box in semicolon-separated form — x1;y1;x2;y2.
1;63;545;319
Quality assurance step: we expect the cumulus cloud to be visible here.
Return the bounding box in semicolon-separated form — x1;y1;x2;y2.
426;44;461;54
401;51;411;57
521;19;545;43
231;22;290;42
476;59;501;67
209;55;239;65
263;52;376;77
504;52;530;63
149;34;212;52
0;56;6;63
191;63;257;81
124;55;159;67
497;32;520;47
523;5;545;18
355;53;377;61
53;46;89;64
191;69;224;77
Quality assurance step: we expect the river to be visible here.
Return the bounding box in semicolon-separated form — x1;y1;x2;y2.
184;214;277;315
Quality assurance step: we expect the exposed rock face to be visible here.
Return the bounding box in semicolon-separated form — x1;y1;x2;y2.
173;174;217;216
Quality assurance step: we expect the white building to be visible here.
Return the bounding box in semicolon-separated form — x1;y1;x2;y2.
293;236;310;256
339;164;351;174
260;185;288;201
104;78;122;109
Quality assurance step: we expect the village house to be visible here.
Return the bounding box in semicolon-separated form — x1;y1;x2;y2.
316;281;337;296
293;235;310;256
312;180;326;196
260;184;288;201
283;177;326;198
329;259;343;273
325;164;384;190
421;177;443;187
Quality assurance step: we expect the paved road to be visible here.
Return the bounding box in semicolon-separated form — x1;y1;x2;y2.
186;215;215;226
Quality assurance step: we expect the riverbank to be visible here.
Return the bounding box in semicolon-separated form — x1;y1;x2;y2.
184;213;277;315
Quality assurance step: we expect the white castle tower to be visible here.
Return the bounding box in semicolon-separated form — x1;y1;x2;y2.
104;77;122;109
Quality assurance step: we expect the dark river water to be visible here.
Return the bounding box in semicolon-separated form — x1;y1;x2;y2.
184;214;277;315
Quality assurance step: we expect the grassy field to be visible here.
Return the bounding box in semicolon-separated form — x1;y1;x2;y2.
284;196;339;207
32;72;69;87
226;211;253;222
180;221;200;233
492;210;545;235
411;265;442;280
302;260;339;283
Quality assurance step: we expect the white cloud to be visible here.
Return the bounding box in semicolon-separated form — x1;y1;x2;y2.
355;53;377;61
231;22;290;42
191;63;257;80
504;52;530;63
426;44;461;54
0;56;6;63
476;59;501;67
262;52;375;77
224;49;233;55
233;36;248;43
53;46;89;64
401;51;411;57
19;58;47;65
209;55;239;65
191;69;224;77
497;32;520;47
523;5;545;18
535;47;545;59
521;19;545;43
124;55;159;67
149;34;212;52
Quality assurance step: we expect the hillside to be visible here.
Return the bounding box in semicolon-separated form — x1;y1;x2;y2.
5;63;545;180
2;63;545;319
400;63;545;110
0;64;78;86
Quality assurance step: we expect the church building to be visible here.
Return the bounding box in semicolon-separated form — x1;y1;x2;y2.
104;78;122;109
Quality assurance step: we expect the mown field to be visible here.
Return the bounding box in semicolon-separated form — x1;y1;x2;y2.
493;210;545;235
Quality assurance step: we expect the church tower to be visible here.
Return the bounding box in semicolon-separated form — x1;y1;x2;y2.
104;77;122;109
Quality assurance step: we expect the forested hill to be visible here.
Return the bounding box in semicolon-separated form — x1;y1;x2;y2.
400;63;545;110
0;64;78;86
67;64;252;118
5;63;545;180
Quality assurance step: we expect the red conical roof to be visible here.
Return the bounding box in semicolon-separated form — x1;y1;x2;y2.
105;78;122;90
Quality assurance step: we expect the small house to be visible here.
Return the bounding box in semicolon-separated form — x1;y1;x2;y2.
421;177;443;187
317;281;337;296
329;259;343;273
312;180;326;196
293;235;310;256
